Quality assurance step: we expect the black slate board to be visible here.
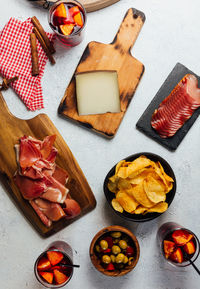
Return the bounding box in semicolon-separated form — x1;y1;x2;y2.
136;63;200;151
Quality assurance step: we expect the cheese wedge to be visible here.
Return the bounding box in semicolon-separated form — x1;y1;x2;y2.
75;71;121;115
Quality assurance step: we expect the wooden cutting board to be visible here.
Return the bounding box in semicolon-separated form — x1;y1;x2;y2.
0;93;96;237
80;0;120;12
58;8;145;138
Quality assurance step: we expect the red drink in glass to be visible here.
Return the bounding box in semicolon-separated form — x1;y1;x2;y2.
157;222;200;267
48;0;86;46
34;241;74;288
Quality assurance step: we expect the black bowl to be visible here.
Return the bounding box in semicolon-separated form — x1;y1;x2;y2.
103;152;176;222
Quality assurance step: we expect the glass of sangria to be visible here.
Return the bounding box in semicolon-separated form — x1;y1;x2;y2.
34;241;75;288
157;222;200;267
48;0;87;47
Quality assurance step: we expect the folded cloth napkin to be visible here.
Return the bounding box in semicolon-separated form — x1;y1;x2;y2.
0;18;54;111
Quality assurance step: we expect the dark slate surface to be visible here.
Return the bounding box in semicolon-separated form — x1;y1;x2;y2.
136;63;200;151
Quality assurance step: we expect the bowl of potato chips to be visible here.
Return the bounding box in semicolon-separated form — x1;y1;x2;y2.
104;153;176;222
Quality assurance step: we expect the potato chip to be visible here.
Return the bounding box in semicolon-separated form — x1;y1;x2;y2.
115;160;126;174
134;206;147;214
143;176;166;203
111;198;123;213
117;156;152;179
147;202;168;213
130;183;155;208
116;191;139;213
108;180;118;193
118;178;132;190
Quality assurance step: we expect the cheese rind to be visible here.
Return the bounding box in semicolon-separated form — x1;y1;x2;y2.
75;71;121;116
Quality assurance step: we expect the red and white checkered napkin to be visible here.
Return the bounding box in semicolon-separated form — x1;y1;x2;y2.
0;18;54;111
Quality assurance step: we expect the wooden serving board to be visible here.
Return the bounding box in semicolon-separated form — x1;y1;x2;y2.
58;8;145;138
136;63;200;151
0;93;96;237
80;0;120;12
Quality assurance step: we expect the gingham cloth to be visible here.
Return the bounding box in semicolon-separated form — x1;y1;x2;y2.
0;18;54;111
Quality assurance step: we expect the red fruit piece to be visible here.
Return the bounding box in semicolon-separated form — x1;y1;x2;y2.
104;236;113;248
69;5;80;17
183;240;196;255
54;3;67;18
172;230;193;246
53;269;69;285
169;248;183;263
126;246;134;257
47;251;64;266
39;272;53;284
74;12;83;27
37;257;51;271
163;240;176;259
106;263;115;271
60;24;74;36
101;248;111;254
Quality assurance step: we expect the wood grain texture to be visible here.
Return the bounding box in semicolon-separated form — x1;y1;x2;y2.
80;0;120;12
0;93;96;237
58;8;145;138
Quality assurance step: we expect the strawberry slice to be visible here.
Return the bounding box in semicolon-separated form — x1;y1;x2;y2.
53;269;69;284
106;263;115;271
101;248;111;254
69;5;80;17
163;240;176;259
169;248;183;263
183;240;196;255
37;257;51;271
39;272;53;284
60;24;74;36
47;251;64;266
172;230;193;246
54;3;67;18
74;12;83;27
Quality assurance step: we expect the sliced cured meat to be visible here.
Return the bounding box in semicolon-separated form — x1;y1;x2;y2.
52;166;69;186
151;74;200;138
34;198;66;221
63;198;81;219
14;173;52;200
41;187;69;203
40;135;57;160
19;136;42;168
30;200;52;227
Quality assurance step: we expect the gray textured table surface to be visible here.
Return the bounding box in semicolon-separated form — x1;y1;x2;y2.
0;0;200;288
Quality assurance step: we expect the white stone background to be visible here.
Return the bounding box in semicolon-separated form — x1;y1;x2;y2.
0;0;200;288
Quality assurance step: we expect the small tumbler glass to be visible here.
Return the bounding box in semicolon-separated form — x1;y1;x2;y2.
34;241;74;288
48;0;87;47
157;222;200;268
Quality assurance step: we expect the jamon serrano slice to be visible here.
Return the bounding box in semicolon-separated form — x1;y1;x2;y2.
63;198;81;219
151;74;200;138
34;198;66;221
30;200;52;227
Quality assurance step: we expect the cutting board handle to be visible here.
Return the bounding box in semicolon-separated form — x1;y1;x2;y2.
111;8;145;53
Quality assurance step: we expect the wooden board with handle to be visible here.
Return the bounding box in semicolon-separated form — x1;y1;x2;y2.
58;8;145;138
0;93;96;237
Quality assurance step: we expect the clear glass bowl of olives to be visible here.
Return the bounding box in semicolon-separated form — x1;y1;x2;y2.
89;225;140;277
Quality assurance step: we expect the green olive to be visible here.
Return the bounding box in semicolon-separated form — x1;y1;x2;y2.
102;255;111;264
119;240;128;250
115;253;125;264
100;240;108;250
123;256;129;264
110;255;116;263
95;245;100;253
111;232;122;238
115;263;124;269
128;257;134;266
112;245;121;255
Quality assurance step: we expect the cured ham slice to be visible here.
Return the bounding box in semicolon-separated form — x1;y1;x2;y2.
151;74;200;138
63;198;81;219
30;200;52;227
34;198;66;221
14;135;81;227
14;173;51;200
